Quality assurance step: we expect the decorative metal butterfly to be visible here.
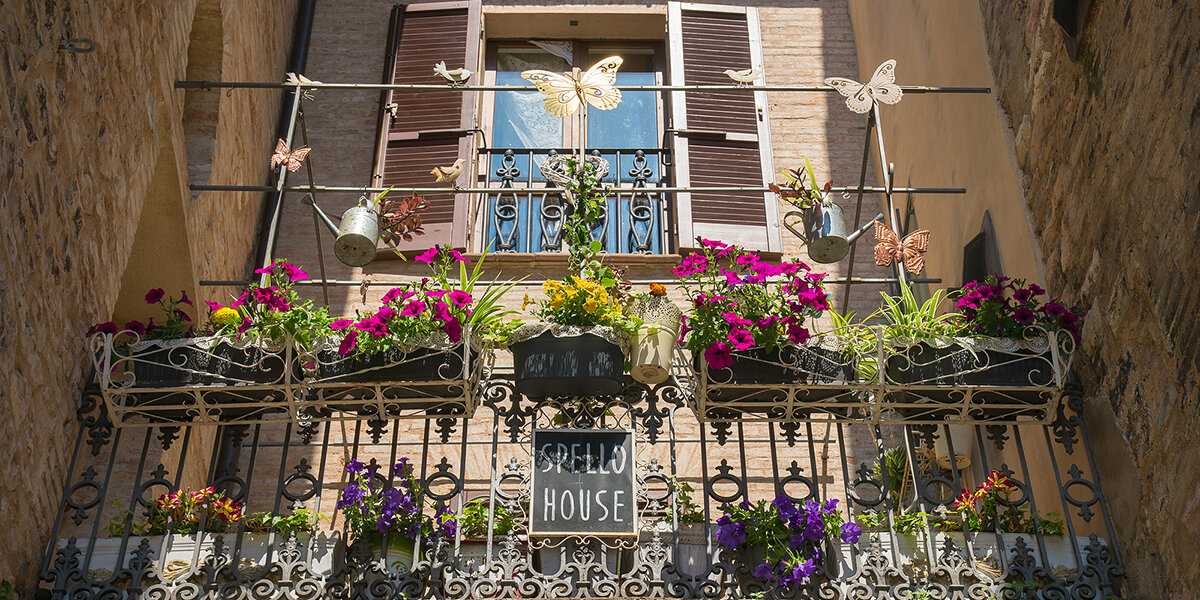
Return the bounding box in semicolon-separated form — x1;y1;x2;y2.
270;139;311;172
824;59;903;114
521;56;624;118
873;221;930;275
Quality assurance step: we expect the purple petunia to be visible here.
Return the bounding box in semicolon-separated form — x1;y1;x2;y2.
840;522;863;544
145;288;165;304
705;342;734;371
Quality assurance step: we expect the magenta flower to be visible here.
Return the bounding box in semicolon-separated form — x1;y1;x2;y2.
1012;288;1033;303
1029;283;1046;296
179;289;193;307
381;287;409;304
735;254;758;266
376;306;397;321
330;318;353;330
704;342;734;370
338;330;359;355
786;323;810;345
727;328;755;351
448;248;471;263
751;261;782;277
175;309;192;323
124;320;146;335
205;301;224;312
415;246;440;264
400;300;427;317
448;290;472;307
145;288;165;304
443;317;463;343
1012;307;1035;325
697;237;727;250
281;262;308;281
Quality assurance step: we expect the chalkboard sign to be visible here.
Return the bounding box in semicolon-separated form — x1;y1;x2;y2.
530;429;636;536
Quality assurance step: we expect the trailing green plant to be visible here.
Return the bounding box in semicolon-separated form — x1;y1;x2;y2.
830;309;878;381
243;508;326;536
876;280;963;341
458;498;520;538
662;476;705;525
872;447;912;511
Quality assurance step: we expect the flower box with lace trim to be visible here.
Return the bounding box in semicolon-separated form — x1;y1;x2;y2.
883;328;1074;421
304;331;487;418
508;324;629;398
693;337;859;422
93;333;297;423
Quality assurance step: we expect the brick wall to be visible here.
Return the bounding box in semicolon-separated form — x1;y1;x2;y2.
0;0;294;594
976;0;1200;597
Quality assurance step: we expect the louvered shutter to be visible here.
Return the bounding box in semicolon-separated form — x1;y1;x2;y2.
372;1;481;251
667;2;780;254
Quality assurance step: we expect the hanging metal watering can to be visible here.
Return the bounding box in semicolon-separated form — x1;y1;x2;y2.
783;198;883;264
334;199;380;267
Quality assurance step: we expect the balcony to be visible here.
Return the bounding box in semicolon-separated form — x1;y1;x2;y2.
42;378;1124;599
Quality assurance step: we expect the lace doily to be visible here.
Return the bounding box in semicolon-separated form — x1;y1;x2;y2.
507;323;630;356
887;328;1072;356
627;297;682;330
539;153;610;187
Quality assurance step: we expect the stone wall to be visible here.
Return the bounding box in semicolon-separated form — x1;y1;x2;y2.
975;0;1200;597
0;0;295;594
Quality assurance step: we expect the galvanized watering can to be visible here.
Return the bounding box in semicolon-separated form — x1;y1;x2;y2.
783;199;882;264
334;202;380;267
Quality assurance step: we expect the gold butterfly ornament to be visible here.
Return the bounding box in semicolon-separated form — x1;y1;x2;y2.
825;59;903;114
873;221;930;275
521;56;624;118
270;139;311;173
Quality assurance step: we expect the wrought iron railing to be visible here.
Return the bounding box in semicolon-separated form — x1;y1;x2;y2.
42;378;1124;599
481;148;667;255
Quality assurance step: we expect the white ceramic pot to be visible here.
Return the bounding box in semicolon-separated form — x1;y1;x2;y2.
839;532;1104;572
628;297;682;385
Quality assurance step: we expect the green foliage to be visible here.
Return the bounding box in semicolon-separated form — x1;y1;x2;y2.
458;248;524;342
0;580;14;600
872;447;911;510
243;509;325;535
560;158;612;278
458;498;519;538
662;476;705;525
877;280;963;340
830;309;878;381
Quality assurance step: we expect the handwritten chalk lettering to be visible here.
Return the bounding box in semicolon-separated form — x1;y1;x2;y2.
531;429;635;535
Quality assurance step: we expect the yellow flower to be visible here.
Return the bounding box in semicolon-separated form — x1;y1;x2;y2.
550;293;565;309
522;294;533;310
211;307;241;326
584;298;600;313
544;280;562;291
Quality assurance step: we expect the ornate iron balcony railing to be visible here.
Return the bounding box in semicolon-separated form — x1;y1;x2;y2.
482;147;668;255
42;379;1124;599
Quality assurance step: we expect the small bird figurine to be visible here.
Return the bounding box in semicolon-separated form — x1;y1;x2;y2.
284;72;322;101
434;61;472;86
430;158;466;190
722;67;762;86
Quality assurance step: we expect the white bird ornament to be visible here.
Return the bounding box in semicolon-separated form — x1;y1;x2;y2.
723;67;762;86
430;158;466;190
434;61;472;86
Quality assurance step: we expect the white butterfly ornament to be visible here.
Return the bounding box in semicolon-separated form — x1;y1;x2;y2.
824;59;903;114
521;56;623;118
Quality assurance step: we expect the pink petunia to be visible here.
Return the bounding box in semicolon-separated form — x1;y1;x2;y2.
704;342;734;370
401;300;427;317
145;288;165;304
727;328;755;351
443;317;462;342
414;246;440;264
179;289;193;306
448;290;472;307
338;330;359;355
330;318;354;330
786;323;810;345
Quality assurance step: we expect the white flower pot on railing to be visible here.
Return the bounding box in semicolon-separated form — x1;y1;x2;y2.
56;533;340;581
840;532;1103;573
627;297;682;385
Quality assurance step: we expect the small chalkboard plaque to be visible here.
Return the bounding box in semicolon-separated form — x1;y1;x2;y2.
530;429;636;536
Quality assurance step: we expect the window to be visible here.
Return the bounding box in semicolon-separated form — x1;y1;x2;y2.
370;1;779;256
962;211;1003;285
483;42;665;254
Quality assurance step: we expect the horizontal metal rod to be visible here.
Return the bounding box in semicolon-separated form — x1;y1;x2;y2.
200;277;940;288
176;80;990;93
190;184;967;195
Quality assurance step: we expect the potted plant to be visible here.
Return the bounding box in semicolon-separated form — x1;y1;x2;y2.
508;158;636;398
627;283;682;384
336;457;456;572
456;497;525;568
881;277;1084;411
240;508;338;574
65;487;246;580
316;247;514;412
675;238;853;414
652;476;709;574
714;495;861;588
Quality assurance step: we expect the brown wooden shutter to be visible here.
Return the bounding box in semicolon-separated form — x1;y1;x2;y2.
372;1;481;251
668;2;780;254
